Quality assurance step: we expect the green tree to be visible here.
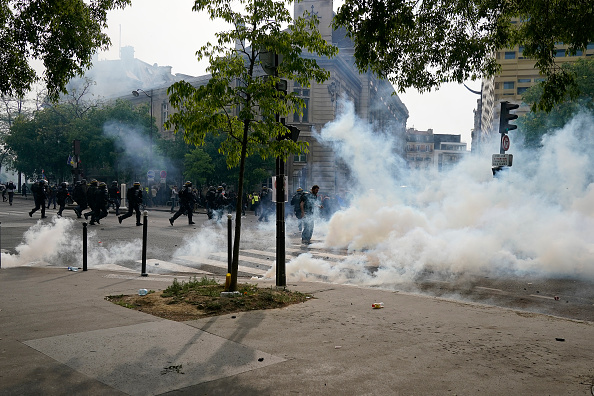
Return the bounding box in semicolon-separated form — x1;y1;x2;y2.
5;98;154;182
166;0;337;291
333;0;594;111
183;147;215;187
1;0;130;101
519;58;594;148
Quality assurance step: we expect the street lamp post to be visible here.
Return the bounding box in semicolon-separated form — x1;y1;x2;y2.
132;89;153;170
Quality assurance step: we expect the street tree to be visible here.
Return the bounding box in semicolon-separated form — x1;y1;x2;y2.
1;0;130;101
166;0;337;291
333;0;594;111
183;148;215;187
519;58;594;148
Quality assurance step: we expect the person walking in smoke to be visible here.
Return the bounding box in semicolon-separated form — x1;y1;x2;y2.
169;181;196;226
300;184;322;245
72;180;87;218
118;181;143;226
29;180;48;219
290;187;305;232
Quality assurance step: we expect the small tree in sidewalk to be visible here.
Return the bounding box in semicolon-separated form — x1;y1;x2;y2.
166;0;337;291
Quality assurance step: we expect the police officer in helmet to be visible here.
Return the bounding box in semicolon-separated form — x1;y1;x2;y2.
169;181;196;226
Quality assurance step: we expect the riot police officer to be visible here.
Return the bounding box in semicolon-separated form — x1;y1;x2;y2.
169;181;196;226
108;181;120;215
83;179;98;221
90;182;108;225
72;180;87;218
56;182;69;217
118;182;143;226
29;180;48;218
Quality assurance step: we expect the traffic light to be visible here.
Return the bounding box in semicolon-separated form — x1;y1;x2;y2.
499;101;519;133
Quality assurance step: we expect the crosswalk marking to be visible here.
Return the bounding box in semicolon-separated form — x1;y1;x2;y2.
175;255;269;276
134;258;210;274
210;251;274;267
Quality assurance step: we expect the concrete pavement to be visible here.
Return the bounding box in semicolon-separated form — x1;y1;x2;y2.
0;266;592;395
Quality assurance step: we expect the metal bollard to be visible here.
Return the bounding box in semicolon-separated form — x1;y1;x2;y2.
227;214;232;274
141;211;148;277
0;221;2;269
82;222;88;271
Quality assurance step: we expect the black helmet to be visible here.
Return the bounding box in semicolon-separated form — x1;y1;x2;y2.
61;182;67;187
185;181;192;187
133;181;141;187
112;181;118;185
90;179;98;186
99;182;107;188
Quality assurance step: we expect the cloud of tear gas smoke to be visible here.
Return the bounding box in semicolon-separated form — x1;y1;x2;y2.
1;217;145;268
280;103;594;284
103;121;181;180
173;226;225;258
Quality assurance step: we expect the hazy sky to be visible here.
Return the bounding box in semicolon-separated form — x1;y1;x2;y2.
99;0;479;148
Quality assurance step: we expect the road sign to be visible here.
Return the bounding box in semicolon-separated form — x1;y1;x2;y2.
160;170;167;179
501;135;510;151
147;170;155;179
492;154;513;167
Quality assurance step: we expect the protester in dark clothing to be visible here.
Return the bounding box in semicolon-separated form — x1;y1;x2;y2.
300;185;321;244
29;180;48;218
205;186;216;219
22;183;28;198
214;186;227;221
6;181;15;206
118;182;143;226
56;182;69;216
258;186;273;222
169;181;196;226
47;184;57;209
290;187;304;231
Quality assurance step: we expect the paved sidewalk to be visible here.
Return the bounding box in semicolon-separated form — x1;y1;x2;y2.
0;266;592;395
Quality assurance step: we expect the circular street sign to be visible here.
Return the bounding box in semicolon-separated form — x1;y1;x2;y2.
160;170;167;178
147;170;155;179
502;135;510;151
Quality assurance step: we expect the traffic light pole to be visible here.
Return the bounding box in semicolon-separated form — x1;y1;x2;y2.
274;52;287;288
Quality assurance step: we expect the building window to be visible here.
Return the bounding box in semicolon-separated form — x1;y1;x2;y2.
162;103;168;124
292;82;310;123
518;78;531;83
503;81;515;89
504;51;516;59
587;43;594;50
517;87;529;95
294;153;306;162
555;49;565;57
518;46;524;59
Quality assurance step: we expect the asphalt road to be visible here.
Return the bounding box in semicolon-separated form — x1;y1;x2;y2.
1;194;593;322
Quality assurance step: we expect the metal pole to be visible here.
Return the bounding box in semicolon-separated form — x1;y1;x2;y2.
82;222;88;271
0;221;2;269
141;211;148;276
276;159;286;287
227;214;232;274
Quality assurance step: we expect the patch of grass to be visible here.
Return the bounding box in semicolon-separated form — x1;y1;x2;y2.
106;278;313;321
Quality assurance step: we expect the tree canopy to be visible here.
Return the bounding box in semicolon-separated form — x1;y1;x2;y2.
333;0;594;111
0;0;130;101
166;0;337;290
519;58;594;148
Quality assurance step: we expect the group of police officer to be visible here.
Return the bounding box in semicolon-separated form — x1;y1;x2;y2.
27;179;145;227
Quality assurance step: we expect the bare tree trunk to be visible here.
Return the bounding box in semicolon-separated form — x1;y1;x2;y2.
229;119;251;291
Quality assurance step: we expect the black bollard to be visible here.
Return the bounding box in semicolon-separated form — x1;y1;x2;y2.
227;214;232;274
82;222;88;271
141;211;148;277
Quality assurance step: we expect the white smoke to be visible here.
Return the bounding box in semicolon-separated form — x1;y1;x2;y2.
1;216;144;268
280;102;594;284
